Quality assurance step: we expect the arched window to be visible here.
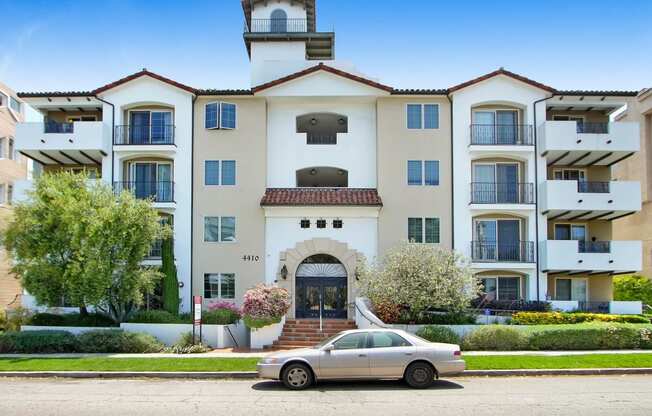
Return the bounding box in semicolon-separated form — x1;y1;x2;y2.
296;167;348;187
296;113;348;145
270;9;287;32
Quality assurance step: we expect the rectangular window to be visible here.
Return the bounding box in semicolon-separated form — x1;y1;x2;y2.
220;103;237;129
425;218;440;243
9;97;21;113
205;161;220;185
407;104;422;129
0;184;5;204
407;160;422;185
0;138;5;158
204;273;236;300
316;219;326;229
424;160;439;185
555;278;587;301
424;104;439;129
204;217;220;242
221;160;236;185
333;219;343;229
220;216;236;242
408;217;423;243
205;102;219;129
7;184;13;204
481;277;520;301
8;139;14;160
300;219;310;228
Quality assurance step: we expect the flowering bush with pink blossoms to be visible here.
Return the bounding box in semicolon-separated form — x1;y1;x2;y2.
242;284;290;329
203;301;242;325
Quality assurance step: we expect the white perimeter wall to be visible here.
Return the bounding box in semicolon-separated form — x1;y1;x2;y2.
100;76;194;311
266;96;378;188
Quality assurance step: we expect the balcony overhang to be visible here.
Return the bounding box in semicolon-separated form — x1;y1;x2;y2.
542;149;635;167
542;209;636;222
19;149;105;166
18;96;103;113
243;32;334;60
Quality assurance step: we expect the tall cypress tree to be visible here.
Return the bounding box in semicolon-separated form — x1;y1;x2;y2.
161;235;179;316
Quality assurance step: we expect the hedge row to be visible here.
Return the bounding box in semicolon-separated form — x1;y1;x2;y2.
416;323;652;351
511;312;650;325
0;330;164;353
28;313;118;327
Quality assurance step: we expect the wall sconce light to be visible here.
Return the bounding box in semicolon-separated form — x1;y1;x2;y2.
310;168;317;175
280;265;288;280
178;281;184;288
310;118;318;125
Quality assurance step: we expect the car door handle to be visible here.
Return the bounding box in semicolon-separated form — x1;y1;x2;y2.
358;354;367;357
405;353;413;356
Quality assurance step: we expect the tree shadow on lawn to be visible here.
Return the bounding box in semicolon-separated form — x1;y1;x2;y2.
252;379;464;392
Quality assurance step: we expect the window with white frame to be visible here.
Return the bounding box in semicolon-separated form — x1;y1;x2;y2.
407;160;439;185
481;276;521;301
9;97;21;114
204;160;236;185
555;278;587;301
205;102;236;129
204;273;235;299
407;104;439;129
204;216;236;242
408;217;440;243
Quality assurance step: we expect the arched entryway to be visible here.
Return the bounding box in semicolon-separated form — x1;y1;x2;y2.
295;254;347;319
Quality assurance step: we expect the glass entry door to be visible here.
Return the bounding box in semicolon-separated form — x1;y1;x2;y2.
130;162;172;201
475;219;521;261
295;276;347;319
473;112;495;144
496;110;518;144
555;278;588;301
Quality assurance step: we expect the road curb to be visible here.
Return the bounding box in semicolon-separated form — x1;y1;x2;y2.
1;368;652;379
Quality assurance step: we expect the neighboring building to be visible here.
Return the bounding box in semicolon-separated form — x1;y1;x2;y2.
11;0;645;319
0;81;28;309
612;88;652;278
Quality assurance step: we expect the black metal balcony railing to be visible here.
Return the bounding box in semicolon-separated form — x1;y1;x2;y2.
114;181;174;203
578;240;611;253
114;125;175;145
576;122;609;134
577;181;610;193
471;241;535;263
470;182;535;204
44;121;74;133
245;18;308;33
470;124;534;145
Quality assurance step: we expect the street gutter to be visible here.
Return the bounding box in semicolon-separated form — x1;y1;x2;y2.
2;368;652;379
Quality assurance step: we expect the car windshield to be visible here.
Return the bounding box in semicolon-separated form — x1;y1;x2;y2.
313;333;344;348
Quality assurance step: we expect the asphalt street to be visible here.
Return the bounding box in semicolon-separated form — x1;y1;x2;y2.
1;375;651;416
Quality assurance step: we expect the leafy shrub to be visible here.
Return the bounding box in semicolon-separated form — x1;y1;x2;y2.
76;330;163;353
640;327;652;349
2;307;33;331
29;312;117;327
511;312;649;325
614;275;652;306
127;310;190;324
0;330;78;353
526;324;643;350
462;326;528;351
163;332;210;354
373;302;402;324
416;326;461;345
471;299;551;312
203;301;241;325
242;284;290;329
415;312;477;325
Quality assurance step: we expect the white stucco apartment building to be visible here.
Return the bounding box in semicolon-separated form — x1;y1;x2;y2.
10;0;644;323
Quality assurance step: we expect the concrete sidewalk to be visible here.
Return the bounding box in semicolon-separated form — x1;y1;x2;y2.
1;349;651;359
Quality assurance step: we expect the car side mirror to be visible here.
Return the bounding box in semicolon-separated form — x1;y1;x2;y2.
322;344;334;352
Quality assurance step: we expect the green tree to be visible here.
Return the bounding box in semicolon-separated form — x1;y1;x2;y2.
161;234;179;316
2;172;169;321
614;275;652;306
356;241;480;315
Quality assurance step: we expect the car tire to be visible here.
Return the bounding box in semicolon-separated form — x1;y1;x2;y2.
404;362;435;389
281;363;313;390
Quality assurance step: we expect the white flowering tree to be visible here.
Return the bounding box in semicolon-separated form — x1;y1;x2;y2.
357;242;480;315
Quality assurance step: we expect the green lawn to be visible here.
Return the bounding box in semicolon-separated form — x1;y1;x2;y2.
1;354;652;372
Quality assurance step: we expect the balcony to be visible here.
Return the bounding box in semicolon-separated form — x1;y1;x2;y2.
471;241;535;264
244;18;308;33
114;181;174;204
470;182;534;205
540;180;641;221
15;121;110;166
470;124;533;146
539;121;639;167
540;240;641;274
114;124;175;146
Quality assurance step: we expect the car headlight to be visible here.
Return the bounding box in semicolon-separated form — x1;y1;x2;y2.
261;357;279;364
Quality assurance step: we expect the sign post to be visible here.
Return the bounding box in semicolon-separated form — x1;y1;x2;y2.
193;295;202;344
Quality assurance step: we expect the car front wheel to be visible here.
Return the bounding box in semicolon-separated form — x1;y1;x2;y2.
404;362;435;389
281;363;313;390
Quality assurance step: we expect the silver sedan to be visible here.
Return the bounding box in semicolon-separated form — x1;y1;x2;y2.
257;328;464;389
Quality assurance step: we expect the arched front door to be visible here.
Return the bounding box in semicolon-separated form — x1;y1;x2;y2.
295;254;347;319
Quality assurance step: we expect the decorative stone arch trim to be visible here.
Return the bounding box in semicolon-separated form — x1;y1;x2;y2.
277;238;361;319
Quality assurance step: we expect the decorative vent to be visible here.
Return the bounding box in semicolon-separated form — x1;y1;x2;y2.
300;219;310;228
296;263;347;278
316;219;326;229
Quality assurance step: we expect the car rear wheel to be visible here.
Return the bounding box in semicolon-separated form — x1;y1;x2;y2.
404;362;435;389
281;363;313;390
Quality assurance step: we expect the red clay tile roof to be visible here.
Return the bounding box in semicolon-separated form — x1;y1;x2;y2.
260;188;383;207
448;67;556;93
93;69;197;95
252;63;393;93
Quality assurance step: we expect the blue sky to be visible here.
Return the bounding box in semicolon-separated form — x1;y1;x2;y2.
2;0;651;93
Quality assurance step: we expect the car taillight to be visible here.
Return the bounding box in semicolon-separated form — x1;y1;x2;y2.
453;350;461;356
